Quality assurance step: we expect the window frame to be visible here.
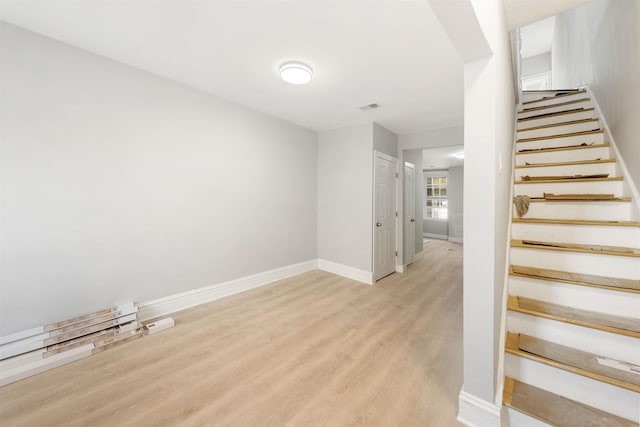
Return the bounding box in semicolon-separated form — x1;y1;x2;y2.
424;170;449;221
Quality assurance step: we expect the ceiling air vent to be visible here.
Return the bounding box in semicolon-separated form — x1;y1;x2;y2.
359;102;381;111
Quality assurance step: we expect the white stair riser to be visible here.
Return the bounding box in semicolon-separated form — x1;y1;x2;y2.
505;355;640;422
522;91;574;103
503;407;552;427
515;162;616;179
521;92;589;109
508;276;640;318
518;110;596;130
518;101;592;119
507;311;640;365
510;247;640;280
511;223;640;248
515;146;610;165
521;202;631;221
517;133;604;151
514;180;623;198
517;120;600;139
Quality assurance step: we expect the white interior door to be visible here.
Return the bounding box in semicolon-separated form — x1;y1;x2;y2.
404;162;415;265
373;151;397;282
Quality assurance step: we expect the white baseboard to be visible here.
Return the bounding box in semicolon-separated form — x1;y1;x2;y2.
317;259;373;285
448;236;464;243
396;264;405;273
457;389;501;427
424;233;449;240
137;259;317;322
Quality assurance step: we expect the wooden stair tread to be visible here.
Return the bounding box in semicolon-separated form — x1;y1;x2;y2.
529;194;631;203
506;333;640;392
516;158;616;169
516;142;609;155
515;176;622;184
510;265;640;293
507;295;640;338
512;218;640;227
518;107;595;123
517;129;603;143
511;239;640;257
522;90;587;105
518;117;598;132
503;377;637;427
519;98;590;113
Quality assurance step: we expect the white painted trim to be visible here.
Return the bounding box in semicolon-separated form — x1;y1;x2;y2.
457;389;501;427
423;233;448;240
495;104;519;406
317;259;373;285
0;344;93;387
448;237;463;243
395;264;405;273
583;85;640;220
137;259;317;322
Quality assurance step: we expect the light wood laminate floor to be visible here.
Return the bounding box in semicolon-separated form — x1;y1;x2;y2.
0;240;463;426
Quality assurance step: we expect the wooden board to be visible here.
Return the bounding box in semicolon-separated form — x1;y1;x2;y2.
503;377;637;427
506;333;640;392
510;265;640;293
507;295;640;338
512;239;640;257
519;173;610;182
519;97;590;113
518;107;595;123
512;218;640;228
516;142;608;155
516;159;615;169
518;117;597;132
517;129;603;143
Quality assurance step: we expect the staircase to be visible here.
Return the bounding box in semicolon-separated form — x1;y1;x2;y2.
503;89;640;426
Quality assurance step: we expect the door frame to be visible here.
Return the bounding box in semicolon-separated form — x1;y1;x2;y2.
404;162;416;266
372;150;398;283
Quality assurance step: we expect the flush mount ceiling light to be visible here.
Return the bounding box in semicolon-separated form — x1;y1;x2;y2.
279;62;313;85
454;152;464;159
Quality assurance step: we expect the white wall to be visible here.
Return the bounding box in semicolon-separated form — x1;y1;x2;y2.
0;22;318;335
403;149;424;256
466;0;515;404
552;0;640;187
373;123;398;158
521;52;551;76
398;125;464;151
448;166;464;242
317;124;373;272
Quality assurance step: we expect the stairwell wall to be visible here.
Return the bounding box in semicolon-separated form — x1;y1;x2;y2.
552;0;640;187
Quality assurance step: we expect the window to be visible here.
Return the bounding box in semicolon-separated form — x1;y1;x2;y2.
424;174;448;220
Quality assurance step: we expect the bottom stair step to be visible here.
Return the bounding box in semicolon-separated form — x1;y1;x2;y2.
506;332;640;392
507;295;640;338
503;377;637;427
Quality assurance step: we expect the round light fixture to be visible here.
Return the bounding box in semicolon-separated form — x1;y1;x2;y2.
454;152;464;159
280;62;313;85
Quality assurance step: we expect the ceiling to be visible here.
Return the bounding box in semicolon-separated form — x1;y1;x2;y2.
520;16;555;58
0;0;465;135
422;145;464;170
503;0;592;30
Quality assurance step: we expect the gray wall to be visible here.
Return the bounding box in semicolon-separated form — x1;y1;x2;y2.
521;52;551;77
403;149;424;257
552;0;640;187
448;166;464;242
0;23;318;335
373;123;399;158
317;124;374;272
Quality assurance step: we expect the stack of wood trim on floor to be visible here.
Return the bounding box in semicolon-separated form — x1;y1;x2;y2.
0;303;174;386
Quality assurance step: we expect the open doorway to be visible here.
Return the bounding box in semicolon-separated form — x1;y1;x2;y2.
398;139;464;270
519;16;555;90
